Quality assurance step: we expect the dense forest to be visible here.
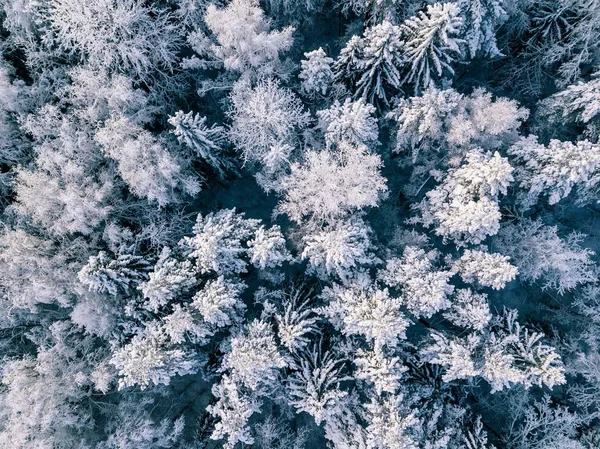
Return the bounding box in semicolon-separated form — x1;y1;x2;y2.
1;0;600;447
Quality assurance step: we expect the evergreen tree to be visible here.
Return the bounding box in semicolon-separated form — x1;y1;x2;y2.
169;110;230;178
400;3;465;90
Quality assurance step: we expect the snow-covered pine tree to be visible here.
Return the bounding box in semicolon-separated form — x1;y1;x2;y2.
179;208;261;275
400;2;465;90
452;249;518;290
458;0;507;58
299;48;335;98
301;218;379;281
508;135;600;208
78;250;150;296
423;308;566;392
169;110;230;178
378;246;454;318
354;20;404;108
411;149;514;245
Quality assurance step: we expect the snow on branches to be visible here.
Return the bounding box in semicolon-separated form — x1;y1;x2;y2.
390;87;528;162
1;1;597;447
508;135;600;208
452;249;518;290
276;142;388;225
301;218;379;281
317;98;379;148
321;278;411;348
495;219;596;294
168;110;230;177
400;3;465;89
378;246;454;318
423;308;566;392
180;208;261;275
228;78;310;180
204;0;294;78
334;4;465;107
300;48;335;97
412;149;514;245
